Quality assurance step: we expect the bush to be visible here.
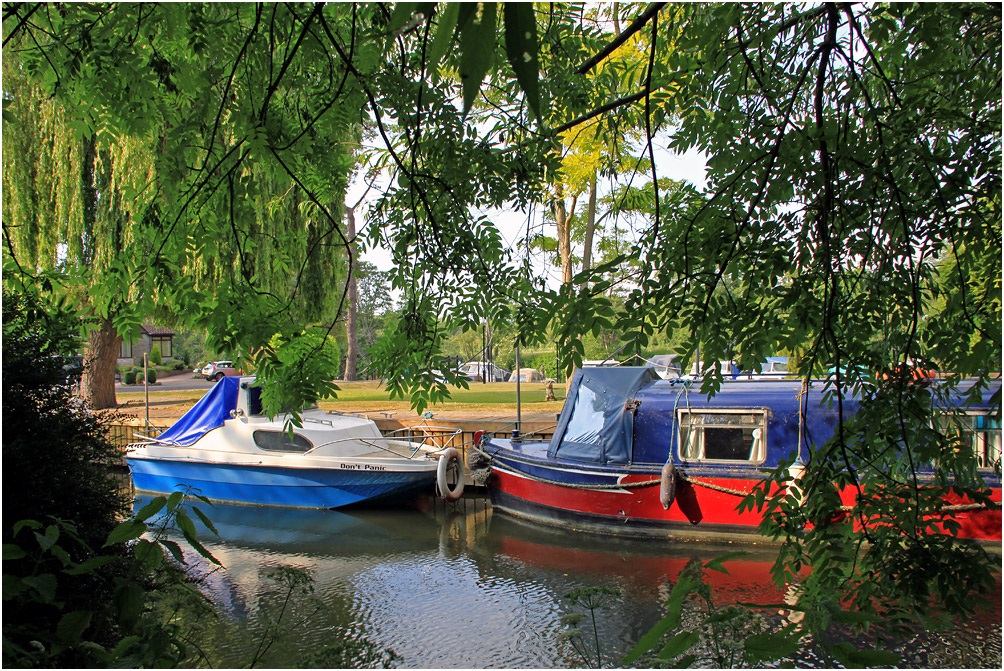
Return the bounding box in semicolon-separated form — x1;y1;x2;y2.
146;368;157;383
149;344;162;366
124;370;137;384
3;290;132;666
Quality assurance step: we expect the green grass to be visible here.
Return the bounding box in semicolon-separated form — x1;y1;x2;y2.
117;380;567;417
321;381;566;414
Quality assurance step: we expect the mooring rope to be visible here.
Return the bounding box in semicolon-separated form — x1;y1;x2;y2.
471;438;1001;512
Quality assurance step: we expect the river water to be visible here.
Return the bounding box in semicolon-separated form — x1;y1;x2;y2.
140;494;1002;668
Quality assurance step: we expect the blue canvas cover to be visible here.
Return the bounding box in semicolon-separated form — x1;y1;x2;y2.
153;376;241;446
547;367;659;464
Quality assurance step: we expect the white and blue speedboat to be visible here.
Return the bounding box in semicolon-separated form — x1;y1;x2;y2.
126;376;465;509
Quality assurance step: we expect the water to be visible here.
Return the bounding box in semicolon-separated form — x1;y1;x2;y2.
141;494;1002;668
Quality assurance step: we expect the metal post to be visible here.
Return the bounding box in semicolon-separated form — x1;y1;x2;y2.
143;353;149;427
513;340;521;441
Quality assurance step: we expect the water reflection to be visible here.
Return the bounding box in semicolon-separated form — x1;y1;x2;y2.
136;495;1001;669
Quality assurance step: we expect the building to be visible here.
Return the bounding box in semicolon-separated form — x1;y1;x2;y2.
118;324;175;367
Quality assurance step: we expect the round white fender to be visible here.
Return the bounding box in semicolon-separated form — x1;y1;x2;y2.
437;447;465;502
660;461;676;510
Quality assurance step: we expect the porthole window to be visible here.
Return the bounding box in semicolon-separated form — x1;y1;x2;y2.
678;409;768;463
252;430;313;453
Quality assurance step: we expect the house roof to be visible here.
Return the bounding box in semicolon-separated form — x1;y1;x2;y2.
141;324;175;336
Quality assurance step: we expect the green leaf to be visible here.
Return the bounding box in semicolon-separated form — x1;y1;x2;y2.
104;519;147;547
388;2;419;33
3;544;27;560
428;3;460;72
623;578;690;665
503;2;540;118
133;539;163;568
134;496;167;522
158;539;186;564
166;490;184;510
13;519;42;538
743;631;800;665
703;551;748;574
174;509;198;538
114;582;145;631
459;2;497;114
23;573;58;603
191;506;219;536
35;524;59;552
57;610;92;644
849;648;902;667
64;555;117;575
659;630;700;660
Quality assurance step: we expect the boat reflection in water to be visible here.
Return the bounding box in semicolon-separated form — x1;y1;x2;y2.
137;494;1002;669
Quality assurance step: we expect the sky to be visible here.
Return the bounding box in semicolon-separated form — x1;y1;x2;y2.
349;143;708;294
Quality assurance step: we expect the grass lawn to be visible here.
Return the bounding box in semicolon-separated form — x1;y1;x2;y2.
115;380;566;419
319;381;566;414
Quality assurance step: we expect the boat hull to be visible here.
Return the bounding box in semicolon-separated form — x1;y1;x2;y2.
127;457;437;509
488;457;772;542
488;455;1003;544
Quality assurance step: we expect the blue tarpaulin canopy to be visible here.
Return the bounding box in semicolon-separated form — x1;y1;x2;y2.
547;367;659;464
152;376;241;446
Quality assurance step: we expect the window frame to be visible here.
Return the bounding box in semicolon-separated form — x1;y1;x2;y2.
252;430;314;453
933;411;1002;473
676;407;769;465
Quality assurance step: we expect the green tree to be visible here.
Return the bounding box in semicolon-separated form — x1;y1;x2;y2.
3;3;1000;657
3;3;363;410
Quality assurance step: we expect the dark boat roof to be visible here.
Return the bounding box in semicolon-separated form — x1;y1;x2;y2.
544;367;1000;467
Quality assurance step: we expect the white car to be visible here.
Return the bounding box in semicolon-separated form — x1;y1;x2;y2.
201;360;237;381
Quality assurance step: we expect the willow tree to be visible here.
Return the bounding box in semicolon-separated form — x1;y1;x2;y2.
2;59;157;407
3;3;363;410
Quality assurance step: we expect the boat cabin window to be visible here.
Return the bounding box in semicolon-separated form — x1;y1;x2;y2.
253;430;313;453
677;409;767;463
247;386;264;416
563;384;606;447
934;412;1001;473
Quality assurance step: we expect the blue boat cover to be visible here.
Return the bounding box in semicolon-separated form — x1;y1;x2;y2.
153;376;241;446
548;367;659;464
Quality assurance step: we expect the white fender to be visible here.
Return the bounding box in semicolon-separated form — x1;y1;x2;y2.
787;460;806;505
437;447;465;502
659;461;677;510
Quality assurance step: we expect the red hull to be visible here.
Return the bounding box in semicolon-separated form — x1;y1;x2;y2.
491;468;1002;544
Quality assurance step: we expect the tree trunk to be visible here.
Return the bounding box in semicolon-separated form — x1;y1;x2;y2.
580;174;598;291
80;315;121;409
554;184;573;285
343;205;358;381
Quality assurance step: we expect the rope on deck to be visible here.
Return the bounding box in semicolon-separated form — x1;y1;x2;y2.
471;443;1002;512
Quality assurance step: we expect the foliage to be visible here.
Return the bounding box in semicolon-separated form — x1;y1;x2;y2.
3;3;362;408
4;490;223;668
148;345;162;366
146;368;157;384
2;290;128;551
559;585;621;668
624;554;801;669
299;636;403;669
249;565;319;668
123;370;137;385
3;1;1001;656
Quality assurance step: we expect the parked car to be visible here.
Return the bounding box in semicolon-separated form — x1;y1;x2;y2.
201;360;237;381
745;356;789;379
688;360;741;380
458;362;510;382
